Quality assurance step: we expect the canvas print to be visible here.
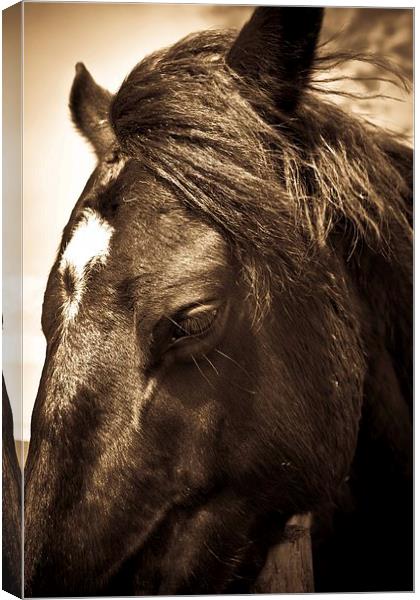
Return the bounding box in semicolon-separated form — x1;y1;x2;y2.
2;4;413;596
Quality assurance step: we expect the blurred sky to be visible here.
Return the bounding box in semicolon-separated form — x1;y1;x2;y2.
7;5;412;440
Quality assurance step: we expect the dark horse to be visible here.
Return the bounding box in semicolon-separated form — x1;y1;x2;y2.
24;7;412;596
3;376;22;597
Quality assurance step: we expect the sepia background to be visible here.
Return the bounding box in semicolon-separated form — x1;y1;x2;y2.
4;4;412;441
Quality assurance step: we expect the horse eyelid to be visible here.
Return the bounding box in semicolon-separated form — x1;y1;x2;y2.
167;302;226;344
175;309;218;338
175;299;222;317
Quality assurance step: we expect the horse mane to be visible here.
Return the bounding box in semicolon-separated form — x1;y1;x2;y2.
110;29;412;317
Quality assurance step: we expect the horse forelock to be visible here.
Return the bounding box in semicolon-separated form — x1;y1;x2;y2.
108;29;411;320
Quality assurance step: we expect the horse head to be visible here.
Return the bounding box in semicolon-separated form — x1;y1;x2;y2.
24;7;412;595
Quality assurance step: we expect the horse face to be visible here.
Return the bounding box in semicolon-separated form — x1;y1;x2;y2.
25;8;366;596
25;157;279;594
25;151;364;597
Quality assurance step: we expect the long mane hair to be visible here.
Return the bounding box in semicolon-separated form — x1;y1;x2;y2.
110;29;412;318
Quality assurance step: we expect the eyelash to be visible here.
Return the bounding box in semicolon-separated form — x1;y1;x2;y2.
171;308;218;341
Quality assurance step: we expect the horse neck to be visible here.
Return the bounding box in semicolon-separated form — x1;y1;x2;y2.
345;135;412;475
312;147;413;590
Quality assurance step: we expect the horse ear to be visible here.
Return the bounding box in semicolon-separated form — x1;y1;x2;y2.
227;7;324;113
69;63;115;158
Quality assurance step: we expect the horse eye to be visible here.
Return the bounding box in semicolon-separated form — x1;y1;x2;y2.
171;307;218;341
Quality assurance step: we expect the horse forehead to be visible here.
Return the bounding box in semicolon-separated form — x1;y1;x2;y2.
98;155;127;187
113;206;227;269
60;208;114;275
58;208;115;323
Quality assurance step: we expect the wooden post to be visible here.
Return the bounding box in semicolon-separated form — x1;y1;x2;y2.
253;513;314;593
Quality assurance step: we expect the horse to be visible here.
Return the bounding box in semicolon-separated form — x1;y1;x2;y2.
24;7;413;595
2;376;22;597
